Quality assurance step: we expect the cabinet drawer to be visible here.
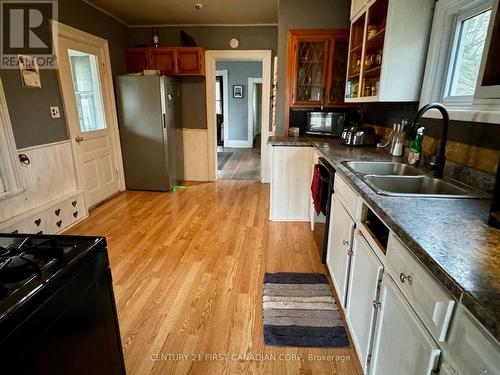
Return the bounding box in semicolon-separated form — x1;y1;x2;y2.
447;305;500;375
334;173;359;219
387;234;455;342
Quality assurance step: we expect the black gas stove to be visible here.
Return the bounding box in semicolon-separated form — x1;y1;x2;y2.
0;234;125;375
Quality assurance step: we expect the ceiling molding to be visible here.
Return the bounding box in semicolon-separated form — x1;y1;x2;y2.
82;0;130;26
128;23;278;28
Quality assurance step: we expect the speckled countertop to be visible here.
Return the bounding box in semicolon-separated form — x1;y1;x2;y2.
269;136;500;341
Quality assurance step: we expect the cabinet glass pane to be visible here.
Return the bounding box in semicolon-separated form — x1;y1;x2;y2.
296;42;325;102
329;40;349;102
68;49;106;133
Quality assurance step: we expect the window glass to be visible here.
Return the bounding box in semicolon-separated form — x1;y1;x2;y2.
445;7;491;98
68;49;106;132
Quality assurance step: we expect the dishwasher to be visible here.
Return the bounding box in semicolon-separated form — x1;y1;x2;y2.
312;157;336;263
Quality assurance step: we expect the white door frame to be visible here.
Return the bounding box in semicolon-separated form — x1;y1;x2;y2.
215;69;229;147
248;77;263;147
205;50;272;182
52;21;125;197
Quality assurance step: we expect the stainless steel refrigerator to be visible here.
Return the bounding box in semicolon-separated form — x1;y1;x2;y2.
115;75;184;191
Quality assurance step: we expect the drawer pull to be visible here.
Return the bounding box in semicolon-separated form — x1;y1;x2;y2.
372;300;382;309
34;218;42;226
73;211;78;218
399;273;413;285
56;220;62;228
72;200;77;207
55;209;61;216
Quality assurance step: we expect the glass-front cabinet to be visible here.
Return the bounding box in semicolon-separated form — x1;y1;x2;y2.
287;29;350;109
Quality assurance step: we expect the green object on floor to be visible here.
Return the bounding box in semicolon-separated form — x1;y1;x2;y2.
172;185;188;192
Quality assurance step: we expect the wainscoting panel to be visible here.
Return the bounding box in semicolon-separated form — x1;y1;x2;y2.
182;128;209;182
0;140;78;224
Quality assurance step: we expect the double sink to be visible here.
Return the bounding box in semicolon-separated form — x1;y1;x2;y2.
344;161;488;199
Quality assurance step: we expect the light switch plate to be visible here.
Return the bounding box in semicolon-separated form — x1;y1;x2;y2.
50;106;60;119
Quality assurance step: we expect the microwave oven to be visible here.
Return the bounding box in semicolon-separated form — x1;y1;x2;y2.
306;111;347;137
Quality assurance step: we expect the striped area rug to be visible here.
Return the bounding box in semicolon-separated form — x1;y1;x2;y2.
263;272;349;348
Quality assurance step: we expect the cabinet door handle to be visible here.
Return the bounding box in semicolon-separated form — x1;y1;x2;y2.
399;273;413;285
73;211;79;218
372;300;382;309
55;209;61;216
347;249;353;256
343;239;350;246
34;218;42;226
72;200;77;207
56;220;62;228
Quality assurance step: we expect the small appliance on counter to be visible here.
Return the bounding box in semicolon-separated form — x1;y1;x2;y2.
306;111;347;137
341;124;376;146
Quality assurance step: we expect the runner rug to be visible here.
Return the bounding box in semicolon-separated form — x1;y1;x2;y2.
263;272;349;348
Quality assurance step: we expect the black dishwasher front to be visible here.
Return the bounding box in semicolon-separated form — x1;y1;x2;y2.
312;157;336;263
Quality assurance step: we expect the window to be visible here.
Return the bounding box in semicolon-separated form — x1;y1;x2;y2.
68;49;106;132
420;0;500;123
444;4;491;101
215;76;223;115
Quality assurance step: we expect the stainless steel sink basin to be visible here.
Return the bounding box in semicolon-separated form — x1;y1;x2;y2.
345;161;422;176
363;175;489;199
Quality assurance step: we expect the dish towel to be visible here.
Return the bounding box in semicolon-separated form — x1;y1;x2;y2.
311;165;322;215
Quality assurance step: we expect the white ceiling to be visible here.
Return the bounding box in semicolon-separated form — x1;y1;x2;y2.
85;0;278;26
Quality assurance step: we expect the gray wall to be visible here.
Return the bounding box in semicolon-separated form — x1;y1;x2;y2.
128;26;278;130
276;0;350;135
0;0;128;149
216;61;262;141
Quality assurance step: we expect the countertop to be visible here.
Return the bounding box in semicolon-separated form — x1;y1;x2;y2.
269;136;500;341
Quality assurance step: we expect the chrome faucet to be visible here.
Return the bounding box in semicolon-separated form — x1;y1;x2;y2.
408;103;449;178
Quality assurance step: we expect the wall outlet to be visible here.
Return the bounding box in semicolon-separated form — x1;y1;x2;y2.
50;106;60;119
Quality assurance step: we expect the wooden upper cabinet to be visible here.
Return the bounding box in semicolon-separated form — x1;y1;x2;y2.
124;48;149;73
176;47;204;75
286;29;350;110
149;48;176;75
124;47;205;76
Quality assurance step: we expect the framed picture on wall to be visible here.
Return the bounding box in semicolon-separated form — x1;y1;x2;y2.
233;85;244;98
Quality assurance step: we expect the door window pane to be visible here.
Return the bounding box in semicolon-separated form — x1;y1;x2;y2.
68;49;106;132
446;7;491;98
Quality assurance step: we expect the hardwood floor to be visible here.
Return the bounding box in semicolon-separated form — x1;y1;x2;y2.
66;181;363;375
217;147;261;180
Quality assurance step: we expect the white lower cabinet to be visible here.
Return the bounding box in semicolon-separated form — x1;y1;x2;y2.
269;146;313;221
326;194;355;307
445;305;500;375
345;229;383;373
370;276;441;375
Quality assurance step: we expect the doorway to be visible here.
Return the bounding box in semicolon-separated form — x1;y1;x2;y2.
205;50;272;182
214;61;262;180
53;22;124;208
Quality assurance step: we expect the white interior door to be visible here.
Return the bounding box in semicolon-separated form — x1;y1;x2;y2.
56;23;123;207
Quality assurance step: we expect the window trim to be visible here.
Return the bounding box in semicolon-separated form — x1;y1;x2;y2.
0;79;24;200
442;2;492;104
420;0;500;123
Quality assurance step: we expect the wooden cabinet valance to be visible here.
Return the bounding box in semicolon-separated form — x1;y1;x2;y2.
124;47;205;76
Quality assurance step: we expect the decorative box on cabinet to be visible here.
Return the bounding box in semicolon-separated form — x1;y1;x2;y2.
124;47;205;76
345;0;434;102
